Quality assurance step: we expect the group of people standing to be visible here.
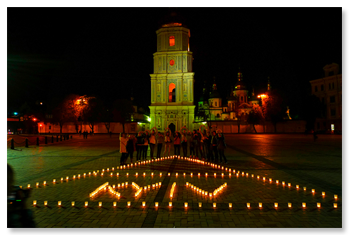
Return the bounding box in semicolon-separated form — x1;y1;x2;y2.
119;127;227;166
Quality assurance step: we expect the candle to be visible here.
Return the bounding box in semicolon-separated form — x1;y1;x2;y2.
334;194;338;200
72;201;75;207
78;174;81;178
58;201;61;206
43;181;46;185
276;180;279;184
33;200;37;206
296;185;299;189
126;173;129;177
322;191;325;197
221;173;224;177
113;202;117;207
99;202;102;207
116;173;119;177
251;174;254;178
213;203;216;208
36;182;39;187
334;203;337;208
53;179;56;183
191;173;193;177
303;187;307;191
155;202;158;207
168;173;170;176
302;202;306;208
151;172;154;176
259;202;262;208
257;175;260;179
176;173;178;177
160;173;162;177
169;202;172;207
288;202;292;208
184;202;188;208
312;189;315;194
288;183;291;187
44;201;48;206
274;203;278;209
229;203;232;208
198;173;200;177
127;201;131;207
144;186;147;190
214;173;216;177
317;202;321;208
142;201;146;207
199;202;202;208
159;182;162;187
246;203;250;208
73;175;76;179
282;181;285;186
112;167;114;171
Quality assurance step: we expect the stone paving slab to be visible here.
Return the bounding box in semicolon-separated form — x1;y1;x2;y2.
7;134;342;228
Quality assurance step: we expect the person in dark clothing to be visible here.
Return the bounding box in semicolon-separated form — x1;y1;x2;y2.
126;134;136;164
173;132;181;156
206;132;213;162
193;130;201;159
181;129;188;157
211;131;219;163
136;132;144;162
7;164;35;228
189;131;196;158
156;132;164;159
217;132;228;164
142;133;149;160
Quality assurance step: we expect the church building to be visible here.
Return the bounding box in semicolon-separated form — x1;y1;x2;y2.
149;22;195;132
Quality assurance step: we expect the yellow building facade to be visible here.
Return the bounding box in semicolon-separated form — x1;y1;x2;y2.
149;23;195;132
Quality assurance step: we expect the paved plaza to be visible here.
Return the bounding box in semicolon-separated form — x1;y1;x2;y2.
6;134;342;228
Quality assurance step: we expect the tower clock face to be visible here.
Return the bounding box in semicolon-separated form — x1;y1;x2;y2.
169;59;175;66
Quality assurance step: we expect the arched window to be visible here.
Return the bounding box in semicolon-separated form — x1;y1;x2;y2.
169;83;176;102
169;36;175;47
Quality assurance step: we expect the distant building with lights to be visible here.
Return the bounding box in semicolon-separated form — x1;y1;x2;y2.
196;69;263;122
149;21;195;132
309;63;342;133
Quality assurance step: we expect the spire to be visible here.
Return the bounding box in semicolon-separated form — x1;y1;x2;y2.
267;76;271;91
237;67;243;82
203;80;207;94
212;77;217;91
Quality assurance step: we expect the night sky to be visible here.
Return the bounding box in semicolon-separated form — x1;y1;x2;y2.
7;7;342;116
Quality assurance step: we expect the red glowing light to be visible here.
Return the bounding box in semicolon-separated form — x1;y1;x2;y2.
169;59;175;66
169;36;175;47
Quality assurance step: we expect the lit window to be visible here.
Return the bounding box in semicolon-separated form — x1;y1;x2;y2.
169;36;175;46
169;83;176;102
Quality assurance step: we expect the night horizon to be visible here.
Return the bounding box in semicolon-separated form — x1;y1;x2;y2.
7;7;342;117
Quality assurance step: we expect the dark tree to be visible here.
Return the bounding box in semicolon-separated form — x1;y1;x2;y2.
112;99;134;133
262;90;285;133
51;94;79;133
247;106;264;133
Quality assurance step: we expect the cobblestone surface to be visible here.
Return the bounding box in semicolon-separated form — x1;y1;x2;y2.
7;134;342;228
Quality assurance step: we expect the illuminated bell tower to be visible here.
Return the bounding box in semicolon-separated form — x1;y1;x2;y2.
149;22;195;131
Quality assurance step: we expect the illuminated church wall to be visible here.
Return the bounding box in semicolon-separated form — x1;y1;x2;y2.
149;23;195;131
